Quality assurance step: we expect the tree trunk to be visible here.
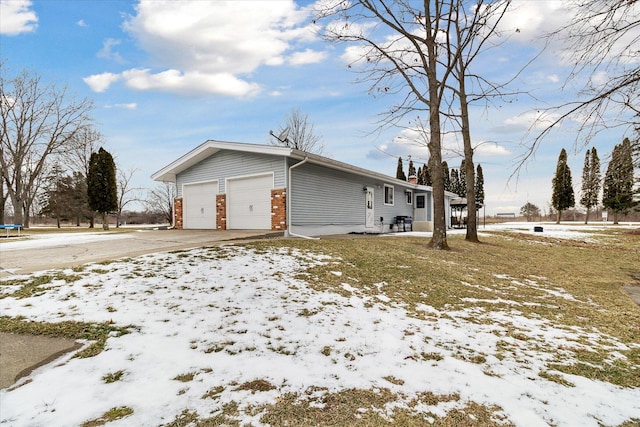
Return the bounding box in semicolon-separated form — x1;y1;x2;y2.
101;212;109;230
56;216;61;228
613;211;619;224
458;64;478;243
426;19;448;251
556;209;562;224
23;200;31;228
584;207;590;224
0;194;5;224
12;198;23;226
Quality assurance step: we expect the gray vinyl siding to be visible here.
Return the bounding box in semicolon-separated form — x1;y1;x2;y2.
176;151;286;196
290;162;414;228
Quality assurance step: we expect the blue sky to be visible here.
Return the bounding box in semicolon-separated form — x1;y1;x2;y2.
1;0;636;216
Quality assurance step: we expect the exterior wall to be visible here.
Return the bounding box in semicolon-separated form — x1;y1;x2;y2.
271;188;286;231
176;150;286;197
174;198;183;229
289;162;414;235
216;194;226;230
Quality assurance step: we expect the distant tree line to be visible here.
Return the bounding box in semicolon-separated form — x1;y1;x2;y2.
395;156;485;210
523;137;637;224
1;66;174;228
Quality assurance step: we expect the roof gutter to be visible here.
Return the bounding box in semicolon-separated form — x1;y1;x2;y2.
286;156;319;240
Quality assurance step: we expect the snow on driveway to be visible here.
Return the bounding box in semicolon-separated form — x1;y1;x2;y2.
0;231;133;250
1;240;639;426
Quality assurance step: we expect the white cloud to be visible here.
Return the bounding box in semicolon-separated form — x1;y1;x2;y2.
590;71;609;86
496;1;568;44
115;103;137;110
83;72;121;92
0;0;38;35
500;110;561;133
97;38;124;63
88;0;319;96
121;68;260;97
288;49;328;65
76;19;87;27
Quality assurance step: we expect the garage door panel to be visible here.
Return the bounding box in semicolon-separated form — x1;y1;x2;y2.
184;181;217;229
227;175;272;230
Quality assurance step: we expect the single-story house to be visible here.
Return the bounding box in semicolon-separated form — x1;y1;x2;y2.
152;140;454;236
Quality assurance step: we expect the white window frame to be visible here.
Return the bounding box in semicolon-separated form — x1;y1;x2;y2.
405;189;413;205
384;184;394;206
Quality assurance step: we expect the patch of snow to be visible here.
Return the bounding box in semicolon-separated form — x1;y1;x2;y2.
0;232;133;251
0;245;638;426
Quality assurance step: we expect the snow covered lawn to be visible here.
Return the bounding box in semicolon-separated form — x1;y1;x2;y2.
1;226;639;426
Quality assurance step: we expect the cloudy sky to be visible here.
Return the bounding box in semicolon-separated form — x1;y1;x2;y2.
1;0;636;216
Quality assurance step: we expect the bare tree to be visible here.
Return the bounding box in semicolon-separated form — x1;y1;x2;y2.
146;183;176;225
445;0;511;243
528;0;639;157
116;167;142;227
0;66;93;227
317;0;460;249
317;0;512;249
270;108;325;155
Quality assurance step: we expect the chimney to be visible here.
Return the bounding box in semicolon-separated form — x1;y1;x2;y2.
408;175;417;184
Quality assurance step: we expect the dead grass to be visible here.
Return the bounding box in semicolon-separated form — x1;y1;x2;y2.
0;316;134;358
80;406;133;426
246;230;640;388
258;388;510;426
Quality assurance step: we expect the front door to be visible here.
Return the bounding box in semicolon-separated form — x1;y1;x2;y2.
365;186;374;228
414;194;427;221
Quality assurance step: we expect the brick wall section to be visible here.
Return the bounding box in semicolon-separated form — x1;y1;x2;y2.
216;194;227;230
271;188;287;231
174;198;183;229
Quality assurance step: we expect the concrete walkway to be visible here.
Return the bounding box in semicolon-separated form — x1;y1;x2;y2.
0;228;280;389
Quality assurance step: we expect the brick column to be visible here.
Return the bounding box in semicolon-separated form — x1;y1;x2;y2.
216;194;227;230
271;188;286;231
174;198;183;229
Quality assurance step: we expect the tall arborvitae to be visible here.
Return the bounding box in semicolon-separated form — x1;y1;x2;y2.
417;166;424;185
442;161;451;192
408;158;416;178
551;148;575;224
396;157;407;181
423;163;432;186
475;164;485;209
450;169;461;196
88;147;117;230
580;147;601;224
459;160;467;197
603;138;634;224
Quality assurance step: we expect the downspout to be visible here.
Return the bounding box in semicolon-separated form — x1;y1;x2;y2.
286;156;319;240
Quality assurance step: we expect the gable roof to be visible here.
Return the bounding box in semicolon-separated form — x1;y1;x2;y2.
151;140;437;192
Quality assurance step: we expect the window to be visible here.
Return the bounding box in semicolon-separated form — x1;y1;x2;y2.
416;195;425;209
384;184;394;205
405;190;413;205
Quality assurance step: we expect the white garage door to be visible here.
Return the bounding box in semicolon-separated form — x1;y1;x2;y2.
183;181;218;229
227;174;272;229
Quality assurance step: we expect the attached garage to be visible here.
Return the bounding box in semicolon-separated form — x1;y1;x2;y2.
183;181;218;229
152;140;445;236
227;174;273;230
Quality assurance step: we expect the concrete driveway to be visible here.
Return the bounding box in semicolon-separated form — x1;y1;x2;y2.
0;229;281;277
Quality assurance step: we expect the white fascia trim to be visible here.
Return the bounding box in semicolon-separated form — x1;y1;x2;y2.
152;140;292;182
